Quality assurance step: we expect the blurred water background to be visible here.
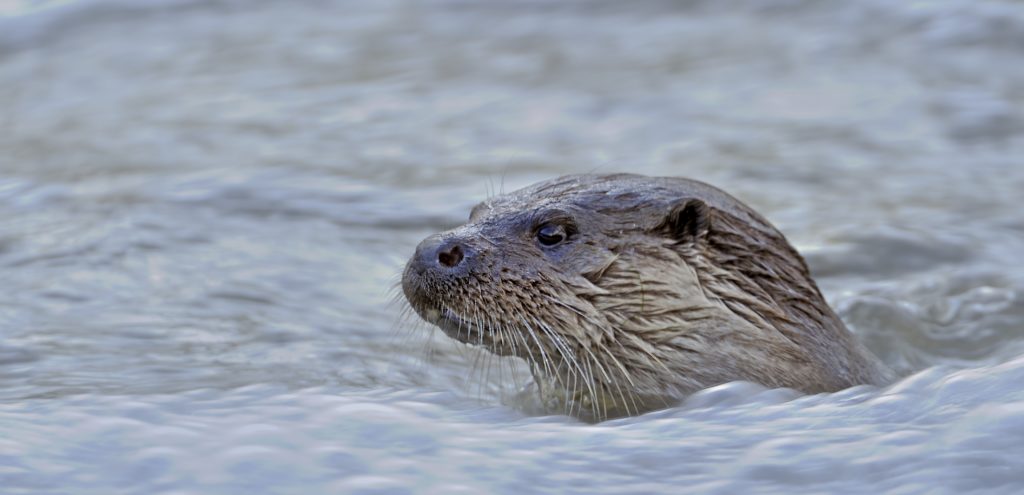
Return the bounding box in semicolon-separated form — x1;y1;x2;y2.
2;0;1024;493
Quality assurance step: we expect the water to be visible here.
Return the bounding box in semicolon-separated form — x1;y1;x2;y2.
2;0;1023;493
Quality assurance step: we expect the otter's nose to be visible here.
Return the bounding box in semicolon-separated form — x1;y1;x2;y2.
415;234;466;270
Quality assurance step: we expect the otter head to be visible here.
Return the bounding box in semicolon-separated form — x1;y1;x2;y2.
403;174;886;421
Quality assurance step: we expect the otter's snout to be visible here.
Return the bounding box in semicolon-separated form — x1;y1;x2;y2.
403;233;475;319
412;234;468;272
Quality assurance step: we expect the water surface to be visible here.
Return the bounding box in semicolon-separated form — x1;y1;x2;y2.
2;0;1024;493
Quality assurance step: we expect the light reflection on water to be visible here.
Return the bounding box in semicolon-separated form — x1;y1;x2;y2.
1;0;1024;493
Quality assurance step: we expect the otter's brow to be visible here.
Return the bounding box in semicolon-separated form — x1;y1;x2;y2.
528;209;578;232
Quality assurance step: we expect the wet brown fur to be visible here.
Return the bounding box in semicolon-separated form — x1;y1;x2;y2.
403;174;890;421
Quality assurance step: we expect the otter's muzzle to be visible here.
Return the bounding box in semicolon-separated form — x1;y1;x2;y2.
403;232;476;311
402;232;481;333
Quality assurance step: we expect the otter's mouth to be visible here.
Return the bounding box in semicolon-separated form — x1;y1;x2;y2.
423;306;485;343
414;304;518;356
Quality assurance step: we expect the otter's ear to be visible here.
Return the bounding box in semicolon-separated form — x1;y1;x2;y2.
659;199;710;244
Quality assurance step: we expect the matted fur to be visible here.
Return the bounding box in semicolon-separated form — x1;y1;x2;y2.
403;174;889;421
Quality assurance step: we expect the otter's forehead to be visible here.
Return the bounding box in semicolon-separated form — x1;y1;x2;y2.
471;173;774;234
475;174;671;218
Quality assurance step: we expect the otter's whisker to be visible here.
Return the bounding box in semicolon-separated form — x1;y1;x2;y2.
595;342;641;417
488;314;511;393
494;317;527;391
517;311;573;413
532;316;597;418
520;316;555;381
475;310;485;349
579;344;622;420
581;350;600;420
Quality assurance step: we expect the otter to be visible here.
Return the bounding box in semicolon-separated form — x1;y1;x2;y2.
402;174;889;421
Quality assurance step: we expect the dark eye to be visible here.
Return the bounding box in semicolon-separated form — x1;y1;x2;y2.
537;224;567;246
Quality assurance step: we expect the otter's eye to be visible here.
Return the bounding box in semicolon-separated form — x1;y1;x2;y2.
537;224;567;246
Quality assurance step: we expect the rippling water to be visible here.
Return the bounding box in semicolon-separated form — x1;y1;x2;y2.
2;0;1024;493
